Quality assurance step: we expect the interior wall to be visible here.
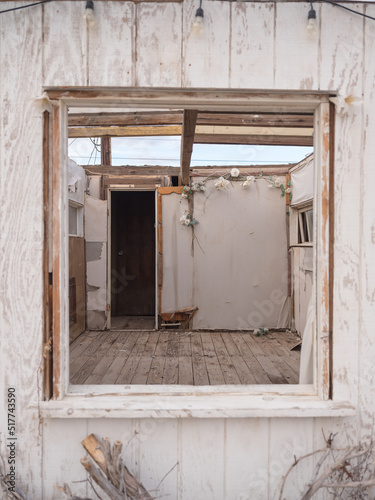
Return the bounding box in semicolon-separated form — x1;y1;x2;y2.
192;178;288;330
85;193;107;329
292;247;313;335
161;193;194;314
1;1;374;499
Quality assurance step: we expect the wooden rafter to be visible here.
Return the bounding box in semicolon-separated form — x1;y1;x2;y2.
68;111;314;128
100;137;111;165
83;165;180;176
69;125;181;138
194;134;313;147
180;110;198;185
68;124;313;147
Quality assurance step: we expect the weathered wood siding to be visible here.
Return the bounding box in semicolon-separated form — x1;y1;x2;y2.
0;2;374;499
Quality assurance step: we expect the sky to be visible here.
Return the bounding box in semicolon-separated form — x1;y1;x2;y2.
68;136;313;167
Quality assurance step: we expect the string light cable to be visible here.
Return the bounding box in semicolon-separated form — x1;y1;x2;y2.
311;0;375;22
0;0;53;15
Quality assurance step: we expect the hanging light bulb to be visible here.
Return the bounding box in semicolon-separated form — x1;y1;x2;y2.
192;0;204;37
83;0;96;29
306;2;318;39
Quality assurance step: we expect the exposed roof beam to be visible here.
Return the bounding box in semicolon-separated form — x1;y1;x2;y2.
194;134;313;147
180;110;198;185
69;111;183;127
83;165;180;176
68;111;314;128
69;125;181;138
69;125;313;144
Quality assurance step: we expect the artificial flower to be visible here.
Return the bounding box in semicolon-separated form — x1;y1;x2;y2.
274;177;282;187
214;176;230;190
231;168;240;178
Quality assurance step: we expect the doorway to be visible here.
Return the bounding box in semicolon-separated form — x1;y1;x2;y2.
110;190;156;330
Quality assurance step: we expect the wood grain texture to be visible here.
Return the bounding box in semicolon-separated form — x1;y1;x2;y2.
274;2;320;90
2;2;375;499
0;4;44;497
179;419;225;499
136;2;182;87
268;418;314;500
138;419;179;499
225;419;269;499
42;419;89;499
180;109;198;184
70;330;300;385
230;2;275;89
330;106;361;403
182;0;230;88
43;1;87;86
319;3;364;93
88;1;134;87
358;3;375;439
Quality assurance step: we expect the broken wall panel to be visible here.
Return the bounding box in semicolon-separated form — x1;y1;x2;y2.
85;194;108;329
192;178;288;330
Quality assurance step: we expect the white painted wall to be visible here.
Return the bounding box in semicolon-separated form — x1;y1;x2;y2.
1;1;374;499
161;179;288;330
85;194;108;329
192;178;288;330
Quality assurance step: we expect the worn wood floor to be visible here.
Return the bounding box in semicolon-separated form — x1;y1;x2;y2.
70;330;301;385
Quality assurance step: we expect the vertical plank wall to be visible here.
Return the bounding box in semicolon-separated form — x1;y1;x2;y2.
0;1;374;499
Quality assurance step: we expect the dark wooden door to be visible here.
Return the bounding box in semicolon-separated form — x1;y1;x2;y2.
111;191;155;316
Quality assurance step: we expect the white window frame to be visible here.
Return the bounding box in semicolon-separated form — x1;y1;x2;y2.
68;201;84;237
40;88;356;419
290;201;314;247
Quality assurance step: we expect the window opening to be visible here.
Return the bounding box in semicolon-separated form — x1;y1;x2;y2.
46;91;332;402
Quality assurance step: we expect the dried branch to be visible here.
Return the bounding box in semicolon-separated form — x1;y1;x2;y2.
81;434;154;500
54;482;92;500
301;446;358;500
323;480;375;489
279;433;375;500
81;456;124;500
278;448;328;500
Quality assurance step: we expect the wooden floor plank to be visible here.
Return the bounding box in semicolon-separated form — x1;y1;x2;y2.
231;355;258;385
70;331;117;384
211;333;241;385
163;332;180;384
147;332;169;384
191;332;209;385
116;332;150;384
201;332;225;385
231;333;272;384
179;333;193;385
244;335;289;384
221;333;241;356
69;331;96;362
258;339;299;384
85;332;131;384
271;337;301;375
163;356;179;384
69;329;301;386
130;332;160;384
100;332;141;384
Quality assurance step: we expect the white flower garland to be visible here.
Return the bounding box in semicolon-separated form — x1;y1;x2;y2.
179;172;292;226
